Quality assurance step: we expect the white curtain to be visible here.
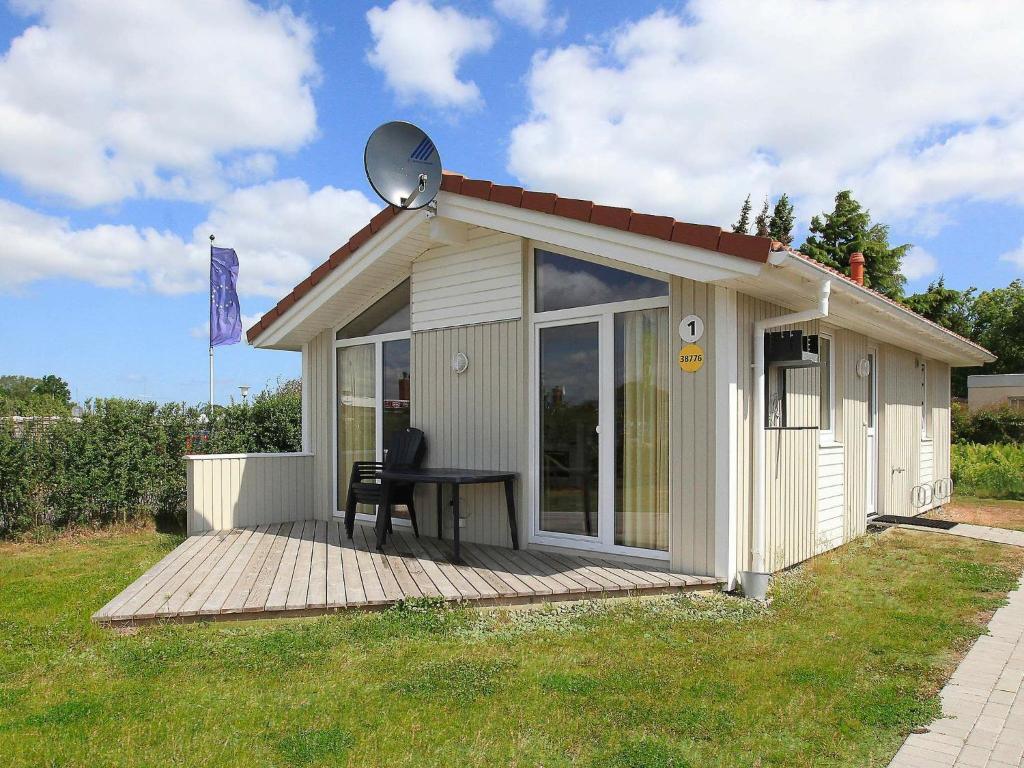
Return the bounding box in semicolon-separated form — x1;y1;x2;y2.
616;308;670;551
337;344;376;505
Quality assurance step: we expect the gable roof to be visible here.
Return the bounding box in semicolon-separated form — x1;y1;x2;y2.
245;171;993;365
245;171;773;343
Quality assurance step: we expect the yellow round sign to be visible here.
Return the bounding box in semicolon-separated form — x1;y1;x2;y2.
678;343;705;373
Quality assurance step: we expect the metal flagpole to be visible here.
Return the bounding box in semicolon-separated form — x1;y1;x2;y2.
209;234;215;411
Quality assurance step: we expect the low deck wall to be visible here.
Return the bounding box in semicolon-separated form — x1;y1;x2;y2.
186;453;315;534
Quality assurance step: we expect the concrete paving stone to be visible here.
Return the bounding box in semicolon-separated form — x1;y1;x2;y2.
952;744;991;766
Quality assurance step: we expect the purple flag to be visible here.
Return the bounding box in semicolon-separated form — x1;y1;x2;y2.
210;246;241;347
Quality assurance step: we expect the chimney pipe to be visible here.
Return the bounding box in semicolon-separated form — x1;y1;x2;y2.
850;251;865;286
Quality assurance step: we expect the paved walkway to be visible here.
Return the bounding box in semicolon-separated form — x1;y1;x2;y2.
888;525;1024;767
895;523;1024;549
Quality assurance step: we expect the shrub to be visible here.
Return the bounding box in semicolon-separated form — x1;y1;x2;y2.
952;402;1024;444
0;380;302;537
952;443;1024;500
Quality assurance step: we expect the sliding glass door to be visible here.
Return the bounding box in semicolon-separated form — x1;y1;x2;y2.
532;249;670;557
335;280;411;519
539;322;600;537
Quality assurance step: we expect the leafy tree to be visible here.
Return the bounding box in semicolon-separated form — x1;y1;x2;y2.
905;278;977;339
800;190;910;300
0;374;72;416
769;193;795;246
754;197;770;238
972;280;1024;375
732;194;752;234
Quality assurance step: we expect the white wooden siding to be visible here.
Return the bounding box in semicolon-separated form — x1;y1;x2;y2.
307;327;334;519
920;439;935;487
816;444;845;552
409;319;526;547
186;454;314;534
410;228;522;331
669;277;718;576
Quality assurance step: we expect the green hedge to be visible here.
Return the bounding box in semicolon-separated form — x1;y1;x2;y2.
952;402;1024;444
0;382;300;537
951;443;1024;500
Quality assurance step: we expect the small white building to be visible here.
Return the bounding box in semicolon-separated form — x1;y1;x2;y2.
192;172;994;592
967;374;1024;411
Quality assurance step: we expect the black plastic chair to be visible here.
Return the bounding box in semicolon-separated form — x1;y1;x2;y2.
343;427;426;540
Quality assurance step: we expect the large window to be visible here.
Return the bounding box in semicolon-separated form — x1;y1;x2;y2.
335;282;411;518
535;249;668;312
533;249;670;555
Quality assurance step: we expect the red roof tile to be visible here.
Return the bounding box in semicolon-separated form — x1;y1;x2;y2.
247;172;800;343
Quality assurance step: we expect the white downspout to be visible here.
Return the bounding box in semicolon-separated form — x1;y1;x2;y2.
745;278;831;595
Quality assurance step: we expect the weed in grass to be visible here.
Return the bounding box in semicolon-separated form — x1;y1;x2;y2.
393;658;516;702
275;727;354;766
667;705;735;741
850;681;941;730
597;736;691;768
22;696;101;728
539;671;599;695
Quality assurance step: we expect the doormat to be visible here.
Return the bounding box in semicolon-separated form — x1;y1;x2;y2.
872;515;958;530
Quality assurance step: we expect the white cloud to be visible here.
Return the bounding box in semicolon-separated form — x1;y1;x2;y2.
508;1;1024;231
493;0;566;34
999;237;1024;270
902;246;939;281
366;0;495;108
0;0;319;206
0;179;379;298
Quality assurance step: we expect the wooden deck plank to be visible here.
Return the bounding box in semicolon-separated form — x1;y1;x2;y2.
265;521;304;611
137;533;230;619
385;533;441;598
392;530;463;600
285;520;316;610
340;526;367;605
202;525;268;615
524;550;595;593
414;534;491;599
306;520;329;609
376;536;423;599
94;532;210;620
357;524;405;602
574;555;645;590
159;530;244;617
325;521;346;608
459;543;534;596
180;527;257;616
480;544;564;595
350;524;388;604
241;523;290;612
221;524;280;613
536;550;616;593
512;550;588;595
94;521;719;626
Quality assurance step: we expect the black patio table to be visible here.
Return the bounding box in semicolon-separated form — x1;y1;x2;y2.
375;468;518;563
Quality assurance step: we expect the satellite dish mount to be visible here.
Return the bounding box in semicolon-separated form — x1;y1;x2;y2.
364;121;443;211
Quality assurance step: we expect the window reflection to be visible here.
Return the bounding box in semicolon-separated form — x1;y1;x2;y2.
535;250;668;313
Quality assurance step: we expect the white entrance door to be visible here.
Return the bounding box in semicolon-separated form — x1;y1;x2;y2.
866;349;878;518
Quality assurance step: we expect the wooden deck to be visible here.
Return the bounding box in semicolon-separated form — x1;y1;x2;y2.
92;520;720;626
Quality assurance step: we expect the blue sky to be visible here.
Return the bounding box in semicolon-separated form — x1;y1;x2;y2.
1;0;1022;405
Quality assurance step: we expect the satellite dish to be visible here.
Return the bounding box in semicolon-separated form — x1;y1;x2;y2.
364;121;442;209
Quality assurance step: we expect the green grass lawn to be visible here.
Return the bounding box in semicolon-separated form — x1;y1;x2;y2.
1;528;1022;767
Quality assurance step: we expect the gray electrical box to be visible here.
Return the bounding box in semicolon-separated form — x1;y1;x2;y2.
765;331;819;368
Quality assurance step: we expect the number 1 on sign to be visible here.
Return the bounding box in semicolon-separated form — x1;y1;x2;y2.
679;314;704;343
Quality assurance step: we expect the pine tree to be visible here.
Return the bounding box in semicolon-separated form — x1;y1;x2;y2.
799;190;910;300
768;193;795;246
732;194;752;234
754;197;770;238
